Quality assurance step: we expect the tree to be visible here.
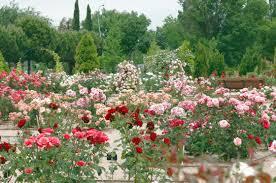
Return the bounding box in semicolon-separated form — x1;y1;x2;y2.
156;17;184;50
147;40;161;56
83;5;93;31
58;17;72;31
74;33;99;73
239;45;262;75
177;40;195;75
72;0;80;31
15;15;57;73
0;51;9;73
100;26;123;73
194;39;225;77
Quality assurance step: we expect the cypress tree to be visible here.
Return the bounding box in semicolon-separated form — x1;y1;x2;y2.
74;33;99;73
84;5;93;31
72;0;80;31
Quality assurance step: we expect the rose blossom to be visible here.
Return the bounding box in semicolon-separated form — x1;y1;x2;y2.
24;168;33;174
76;161;86;167
170;107;185;117
218;120;230;128
63;134;71;140
268;140;276;153
233;137;242;146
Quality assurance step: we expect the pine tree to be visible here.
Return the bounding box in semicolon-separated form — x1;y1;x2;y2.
74;33;99;73
0;51;9;73
83;5;93;31
72;0;80;31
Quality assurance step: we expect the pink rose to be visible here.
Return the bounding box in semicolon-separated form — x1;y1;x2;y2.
24;168;33;174
218;120;230;128
24;138;34;148
41;128;54;135
74;131;86;139
233;137;242;146
268;140;276;153
48;137;61;147
36;137;49;149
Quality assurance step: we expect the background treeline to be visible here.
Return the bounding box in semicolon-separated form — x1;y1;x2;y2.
0;0;275;76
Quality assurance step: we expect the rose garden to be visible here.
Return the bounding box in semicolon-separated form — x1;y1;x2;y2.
0;0;276;182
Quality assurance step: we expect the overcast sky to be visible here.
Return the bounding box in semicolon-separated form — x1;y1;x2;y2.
0;0;181;29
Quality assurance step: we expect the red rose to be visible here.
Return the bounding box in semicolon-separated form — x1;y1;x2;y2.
49;102;59;110
135;146;143;154
144;109;155;116
167;167;174;176
146;122;155;130
17;119;26;128
3;142;11;152
255;136;262;145
63;134;71;140
136;119;143;127
76;161;86;167
247;134;254;140
24;168;33;174
163;138;171;145
108;108;116;114
132;137;141;145
0;156;6;164
53;123;58;129
262;120;270;129
150;132;157;141
116;105;129;115
81;115;90;123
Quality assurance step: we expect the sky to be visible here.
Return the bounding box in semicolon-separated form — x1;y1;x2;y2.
0;0;182;29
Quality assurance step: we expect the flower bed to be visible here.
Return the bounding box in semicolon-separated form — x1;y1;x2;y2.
0;61;275;182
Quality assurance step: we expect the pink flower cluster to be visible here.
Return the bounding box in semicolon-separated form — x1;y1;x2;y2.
89;88;106;102
72;128;109;145
24;130;61;149
178;100;197;112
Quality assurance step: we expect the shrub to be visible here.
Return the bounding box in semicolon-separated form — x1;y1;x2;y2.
0;51;9;73
239;45;262;75
74;33;99;73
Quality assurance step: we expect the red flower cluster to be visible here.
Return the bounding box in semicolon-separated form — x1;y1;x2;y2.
105;105;129;121
17;118;27;128
144;109;155;116
150;132;157;141
0;156;7;164
0;142;12;152
247;134;262;145
72;128;109;145
146;122;155;130
75;160;86;167
132;109;143;127
132;137;141;145
49;102;59;110
163;138;171;145
81;115;90;123
169;119;185;128
135;146;143;153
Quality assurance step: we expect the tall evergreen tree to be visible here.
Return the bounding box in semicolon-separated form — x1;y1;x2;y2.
72;0;80;31
74;33;99;73
83;5;93;31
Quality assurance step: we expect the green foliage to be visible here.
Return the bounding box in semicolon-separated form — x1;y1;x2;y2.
74;33;99;73
16;61;23;72
177;40;195;75
0;51;9;73
156;17;184;50
147;39;161;56
239;45;262;75
72;0;80;31
42;49;64;73
83;5;93;31
0;97;15;120
100;26;123;73
194;39;225;77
